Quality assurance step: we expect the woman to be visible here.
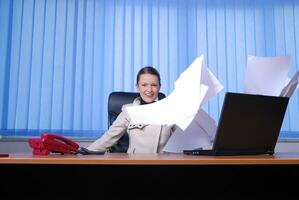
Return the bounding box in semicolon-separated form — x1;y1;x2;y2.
87;66;175;153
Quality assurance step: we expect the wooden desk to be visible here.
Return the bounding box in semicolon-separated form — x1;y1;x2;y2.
1;153;299;196
1;152;299;165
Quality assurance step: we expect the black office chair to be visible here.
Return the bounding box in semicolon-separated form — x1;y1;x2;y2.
108;91;166;152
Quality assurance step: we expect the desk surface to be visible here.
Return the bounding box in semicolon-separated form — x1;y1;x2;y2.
1;152;299;165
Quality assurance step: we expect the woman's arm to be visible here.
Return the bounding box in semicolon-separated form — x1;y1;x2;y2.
87;108;129;151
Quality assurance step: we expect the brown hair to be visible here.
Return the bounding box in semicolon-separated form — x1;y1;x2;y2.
136;66;161;86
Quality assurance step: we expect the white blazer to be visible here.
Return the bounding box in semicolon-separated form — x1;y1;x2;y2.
87;97;175;153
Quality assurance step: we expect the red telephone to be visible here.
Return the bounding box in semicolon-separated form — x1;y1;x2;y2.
28;133;79;155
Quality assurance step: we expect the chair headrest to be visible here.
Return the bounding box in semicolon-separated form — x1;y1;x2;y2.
108;92;140;116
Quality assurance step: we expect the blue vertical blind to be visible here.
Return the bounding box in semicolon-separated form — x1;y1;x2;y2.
0;0;298;138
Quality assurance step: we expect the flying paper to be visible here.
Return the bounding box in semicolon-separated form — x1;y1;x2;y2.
126;55;223;130
244;55;291;96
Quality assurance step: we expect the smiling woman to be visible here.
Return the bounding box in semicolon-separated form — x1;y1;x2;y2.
136;66;161;104
87;66;176;154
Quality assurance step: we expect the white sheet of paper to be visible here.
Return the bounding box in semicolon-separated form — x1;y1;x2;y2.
126;55;223;130
193;108;217;140
162;126;210;153
200;64;224;107
280;70;299;97
244;55;291;96
175;64;223;130
126;85;208;125
163;109;216;153
175;115;195;131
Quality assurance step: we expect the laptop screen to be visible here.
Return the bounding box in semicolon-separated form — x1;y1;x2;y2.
212;92;289;155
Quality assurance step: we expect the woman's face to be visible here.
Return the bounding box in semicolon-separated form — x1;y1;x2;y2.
136;73;160;103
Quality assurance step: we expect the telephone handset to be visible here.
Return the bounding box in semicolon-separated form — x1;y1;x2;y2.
28;133;80;155
28;133;105;155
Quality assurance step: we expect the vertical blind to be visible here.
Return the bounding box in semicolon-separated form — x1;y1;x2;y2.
0;0;298;138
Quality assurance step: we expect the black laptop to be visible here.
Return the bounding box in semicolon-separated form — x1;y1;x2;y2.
183;92;289;156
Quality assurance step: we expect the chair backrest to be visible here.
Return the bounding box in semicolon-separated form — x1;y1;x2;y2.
107;91;166;152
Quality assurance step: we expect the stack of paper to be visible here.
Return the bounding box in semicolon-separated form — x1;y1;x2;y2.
244;55;299;97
